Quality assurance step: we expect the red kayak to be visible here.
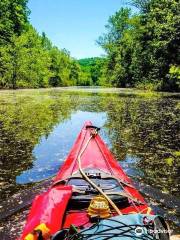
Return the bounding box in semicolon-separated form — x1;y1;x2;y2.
20;121;170;240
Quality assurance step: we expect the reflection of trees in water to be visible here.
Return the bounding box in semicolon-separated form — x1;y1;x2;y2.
0;92;79;200
103;96;180;196
0;90;179;200
0;126;34;199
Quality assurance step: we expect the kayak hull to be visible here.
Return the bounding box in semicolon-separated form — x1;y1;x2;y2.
20;121;152;239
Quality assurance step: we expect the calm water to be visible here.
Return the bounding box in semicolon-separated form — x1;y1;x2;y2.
0;88;179;228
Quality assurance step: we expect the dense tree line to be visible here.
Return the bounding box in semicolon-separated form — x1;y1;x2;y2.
0;0;90;89
78;57;106;86
98;0;180;91
0;0;179;91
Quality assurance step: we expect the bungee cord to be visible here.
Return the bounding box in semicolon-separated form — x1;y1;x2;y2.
77;128;122;215
66;220;154;240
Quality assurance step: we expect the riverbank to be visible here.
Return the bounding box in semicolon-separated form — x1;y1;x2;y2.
0;86;180;97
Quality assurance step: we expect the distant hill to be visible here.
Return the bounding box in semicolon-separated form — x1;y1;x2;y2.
78;57;103;67
78;57;106;86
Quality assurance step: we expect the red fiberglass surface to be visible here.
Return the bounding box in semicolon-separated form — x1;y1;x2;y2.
53;121;146;203
20;186;72;239
20;121;151;239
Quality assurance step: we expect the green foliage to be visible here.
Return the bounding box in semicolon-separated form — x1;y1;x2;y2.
0;0;87;89
98;8;132;52
0;90;78;198
0;44;13;87
11;26;51;88
49;47;71;87
0;0;29;44
167;65;180;90
98;1;180;92
136;0;180;91
131;0;150;13
101;93;179;195
0;0;179;91
173;151;180;157
78;57;106;86
98;8;138;87
165;157;174;166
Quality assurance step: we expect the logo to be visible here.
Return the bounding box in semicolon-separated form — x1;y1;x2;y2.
135;227;144;236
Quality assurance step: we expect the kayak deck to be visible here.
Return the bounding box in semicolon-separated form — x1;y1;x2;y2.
20;121;154;239
54;121;133;182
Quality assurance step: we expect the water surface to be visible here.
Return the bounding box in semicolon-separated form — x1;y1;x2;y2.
0;88;179;229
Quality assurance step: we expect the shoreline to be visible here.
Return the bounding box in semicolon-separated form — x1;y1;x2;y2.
0;86;179;96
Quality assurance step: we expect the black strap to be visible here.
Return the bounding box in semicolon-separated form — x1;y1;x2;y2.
86;125;101;131
32;230;43;240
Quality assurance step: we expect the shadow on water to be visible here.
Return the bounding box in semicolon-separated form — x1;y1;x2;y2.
0;88;179;232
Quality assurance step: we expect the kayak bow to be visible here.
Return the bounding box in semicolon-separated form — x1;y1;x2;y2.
20;121;170;240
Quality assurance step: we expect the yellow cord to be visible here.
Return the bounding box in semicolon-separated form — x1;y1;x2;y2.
77;130;122;215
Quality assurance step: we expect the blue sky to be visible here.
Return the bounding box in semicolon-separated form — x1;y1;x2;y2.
28;0;133;59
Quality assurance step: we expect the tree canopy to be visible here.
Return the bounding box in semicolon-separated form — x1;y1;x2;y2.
0;0;179;91
78;57;106;86
0;0;90;89
98;0;180;91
